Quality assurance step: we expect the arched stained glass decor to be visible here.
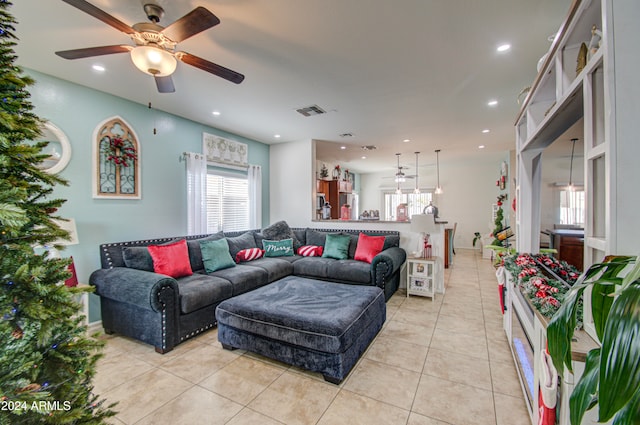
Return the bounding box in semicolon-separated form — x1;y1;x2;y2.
93;117;141;199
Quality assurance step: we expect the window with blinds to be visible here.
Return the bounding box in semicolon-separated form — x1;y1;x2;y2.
206;173;249;232
383;191;433;221
560;190;585;226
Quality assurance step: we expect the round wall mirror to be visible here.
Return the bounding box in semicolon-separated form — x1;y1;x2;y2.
36;121;72;174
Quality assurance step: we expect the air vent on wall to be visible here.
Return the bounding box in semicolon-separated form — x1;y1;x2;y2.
295;104;326;117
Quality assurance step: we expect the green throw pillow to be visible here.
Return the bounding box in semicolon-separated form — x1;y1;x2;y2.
263;238;294;257
322;233;351;260
200;238;236;273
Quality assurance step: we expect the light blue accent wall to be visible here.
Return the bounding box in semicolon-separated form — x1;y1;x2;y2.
26;70;270;323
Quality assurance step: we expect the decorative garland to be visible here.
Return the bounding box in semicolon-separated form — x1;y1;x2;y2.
101;136;137;167
503;253;582;323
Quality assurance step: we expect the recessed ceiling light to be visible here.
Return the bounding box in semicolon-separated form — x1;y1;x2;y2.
478;145;486;149
403;139;411;143
488;99;498;106
274;134;281;138
92;64;105;72
340;146;346;150
212;111;221;116
482;129;490;133
361;156;367;159
497;43;511;52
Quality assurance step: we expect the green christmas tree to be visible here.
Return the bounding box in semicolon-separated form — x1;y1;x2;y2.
0;2;115;423
491;195;507;246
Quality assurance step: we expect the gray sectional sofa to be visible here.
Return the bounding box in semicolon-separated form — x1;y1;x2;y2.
90;225;406;353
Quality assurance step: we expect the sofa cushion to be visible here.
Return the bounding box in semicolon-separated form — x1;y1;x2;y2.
200;238;236;273
148;239;193;278
292;257;336;279
225;232;258;260
177;274;232;314
298;245;324;257
322;233;351;260
208;264;268;296
241;257;294;283
235;248;265;263
187;231;224;272
354;233;386;264
261;220;302;249
306;228;329;247
263;238;294;257
326;259;371;284
122;247;154;272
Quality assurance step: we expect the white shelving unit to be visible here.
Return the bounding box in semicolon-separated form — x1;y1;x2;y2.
406;257;436;300
513;0;640;423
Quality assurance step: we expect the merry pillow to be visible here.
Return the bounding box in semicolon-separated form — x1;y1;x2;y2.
263;239;294;257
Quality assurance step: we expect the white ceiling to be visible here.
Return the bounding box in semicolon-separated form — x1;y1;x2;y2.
12;0;571;173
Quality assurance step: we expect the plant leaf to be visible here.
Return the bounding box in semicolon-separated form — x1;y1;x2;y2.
547;283;587;373
612;387;640;425
592;281;616;341
570;348;601;425
599;284;640;422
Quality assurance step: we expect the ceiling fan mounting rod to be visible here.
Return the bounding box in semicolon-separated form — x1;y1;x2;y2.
144;3;165;23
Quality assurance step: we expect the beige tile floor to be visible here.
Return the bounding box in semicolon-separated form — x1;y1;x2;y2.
94;250;530;425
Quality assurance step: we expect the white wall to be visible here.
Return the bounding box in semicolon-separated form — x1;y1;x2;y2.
270;139;510;251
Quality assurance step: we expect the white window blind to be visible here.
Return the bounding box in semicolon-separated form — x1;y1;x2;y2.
560;190;585;226
206;173;249;232
383;191;433;221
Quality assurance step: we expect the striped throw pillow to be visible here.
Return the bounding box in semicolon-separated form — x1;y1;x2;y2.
235;248;265;263
297;245;324;257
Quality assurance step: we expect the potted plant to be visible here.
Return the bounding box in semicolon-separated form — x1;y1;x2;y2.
547;255;640;425
472;232;482;249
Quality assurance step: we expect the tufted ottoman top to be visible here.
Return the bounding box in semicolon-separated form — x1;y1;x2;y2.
215;276;385;354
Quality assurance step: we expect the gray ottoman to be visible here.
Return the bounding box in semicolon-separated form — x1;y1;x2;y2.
215;276;386;384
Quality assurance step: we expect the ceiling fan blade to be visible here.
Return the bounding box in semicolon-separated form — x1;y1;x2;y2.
155;75;175;93
161;7;220;43
61;0;136;34
178;52;244;84
55;45;132;59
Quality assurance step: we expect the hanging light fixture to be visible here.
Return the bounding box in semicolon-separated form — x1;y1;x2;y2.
567;138;577;191
395;153;403;194
395;153;406;183
434;149;443;194
414;152;421;194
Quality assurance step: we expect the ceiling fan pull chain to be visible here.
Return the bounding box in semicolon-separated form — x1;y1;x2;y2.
148;102;157;135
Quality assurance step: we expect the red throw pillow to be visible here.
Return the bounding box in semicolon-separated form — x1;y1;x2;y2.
236;248;265;263
354;233;385;264
298;245;324;257
148;239;193;278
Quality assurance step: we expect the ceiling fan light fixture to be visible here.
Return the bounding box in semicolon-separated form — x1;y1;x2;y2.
131;45;177;77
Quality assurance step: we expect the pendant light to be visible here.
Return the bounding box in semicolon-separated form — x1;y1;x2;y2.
414;152;421;194
567;138;577;191
434;149;443;194
395;153;403;194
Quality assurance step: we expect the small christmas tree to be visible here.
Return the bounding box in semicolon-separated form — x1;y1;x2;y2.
491;195;507;246
0;2;115;423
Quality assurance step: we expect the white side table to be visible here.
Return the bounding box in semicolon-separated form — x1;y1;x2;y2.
406;257;437;300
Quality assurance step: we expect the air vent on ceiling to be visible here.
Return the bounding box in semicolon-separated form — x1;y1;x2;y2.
339;133;354;138
295;104;326;117
361;145;377;151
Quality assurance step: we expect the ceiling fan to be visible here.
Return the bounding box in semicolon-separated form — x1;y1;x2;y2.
383;153;415;181
55;0;245;93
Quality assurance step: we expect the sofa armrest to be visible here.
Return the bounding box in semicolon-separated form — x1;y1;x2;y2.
371;247;407;284
89;267;179;313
